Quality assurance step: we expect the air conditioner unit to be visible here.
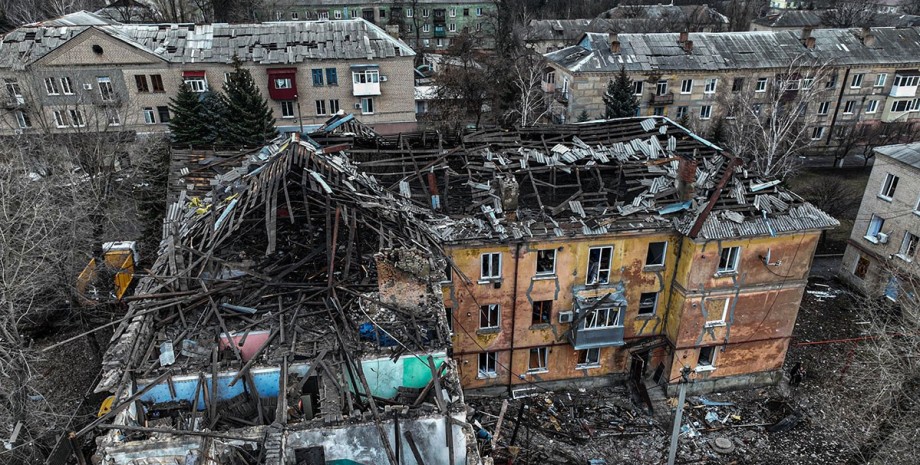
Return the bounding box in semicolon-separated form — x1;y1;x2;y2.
559;311;574;324
354;103;362;109
380;75;388;82
82;83;93;90
878;232;889;244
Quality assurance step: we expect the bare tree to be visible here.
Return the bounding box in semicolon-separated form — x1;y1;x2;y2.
902;0;920;15
819;0;879;27
718;57;835;179
505;53;548;127
430;33;490;133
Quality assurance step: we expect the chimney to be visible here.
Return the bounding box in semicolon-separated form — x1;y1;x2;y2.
861;27;876;46
497;176;520;220
677;155;698;202
678;31;689;44
804;36;816;49
610;33;621;53
801;27;813;40
683;40;694;53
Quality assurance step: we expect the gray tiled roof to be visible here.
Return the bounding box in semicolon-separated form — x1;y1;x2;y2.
546;27;920;74
0;14;413;70
875;142;920;170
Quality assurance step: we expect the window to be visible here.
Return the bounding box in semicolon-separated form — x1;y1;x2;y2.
449;7;456;17
681;79;693;94
632;80;644;95
638;292;659;316
135;75;149;92
53;110;67;127
755;78;767;92
312;69;324;86
478;352;497;378
449;23;456;32
329;99;340;114
59;77;73;95
880;173;899;199
69;109;85;127
334;10;342;19
44;77;59;95
156;106;170;123
576;348;600;368
477;22;483;32
875;73;887;87
894;74;920;87
866;100;878;114
353;69;380;84
866;214;885;242
818;101;830;115
891;100;913;112
5;79;23;103
717;246;740;274
676;106;688;119
699;105;712;120
280;101;295;118
854;255;870;279
406;8;413;17
477;7;483;16
811;126;825;140
105;108;120;126
445;306;453;332
315;99;326;115
481;252;502;279
704;78;717;94
423;23;430;33
325;68;338;86
423;8;429;17
291;12;298;19
705;298;730;326
15;110;31;129
843;100;856;114
479;304;500;329
646;242;667;267
697;346;716;369
532;300;551;325
142;107;156;124
656;80;668;96
527;347;548;373
802;77;814;89
151;74;164;92
898;232;918;260
850;73;864;88
752;103;762;116
274;77;292;89
586;246;613;285
463;8;469;16
379;9;386;18
732;77;744;92
826;73;838;89
361;97;374;114
584;307;621;328
185;78;207;92
97;77;115;101
535;249;556;276
653;106;664;116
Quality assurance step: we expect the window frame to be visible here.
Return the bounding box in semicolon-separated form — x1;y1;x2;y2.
811;126;825;140
875;73;887;87
576;348;601;369
97;76;115;101
185;77;207;93
680;79;693;94
705;298;731;327
135;75;149;93
329;99;340;114
583;306;622;329
325;68;338;86
53;110;67;128
44;77;60;95
280;100;295;118
817;101;830;115
638;292;659;316
151;74;164;92
655;80;668;96
586;246;613;285
60;77;74;95
360;96;375;115
645;241;667;268
850;73;864;88
480;252;502;280
142;107;156;124
898;232;918;261
479;304;500;330
696;346;716;371
865;214;886;243
531;300;552;325
699;105;712;120
478;352;497;378
879;173;899;200
535;249;556;277
731;77;744;92
755;78;768;92
527;347;548;373
704;77;717;94
843;100;856;114
315;99;326;115
632;80;644;96
717;246;741;274
312;68;324;86
15;110;31;129
866;100;878;114
68;109;85;127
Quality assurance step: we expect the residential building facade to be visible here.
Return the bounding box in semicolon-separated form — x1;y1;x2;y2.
840;143;920;299
542;29;920;152
0;13;417;137
258;0;496;51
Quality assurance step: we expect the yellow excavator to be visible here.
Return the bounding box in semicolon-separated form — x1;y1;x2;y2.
75;241;138;305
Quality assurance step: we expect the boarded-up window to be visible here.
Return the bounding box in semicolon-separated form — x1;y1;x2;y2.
854;255;870;279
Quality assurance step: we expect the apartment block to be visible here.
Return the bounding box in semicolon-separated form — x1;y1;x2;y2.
840;143;920;299
0;12;417;137
542;28;920;151
259;0;496;50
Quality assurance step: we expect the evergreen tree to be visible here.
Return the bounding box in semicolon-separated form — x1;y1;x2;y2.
576;109;590;123
168;82;207;146
603;66;639;119
199;91;228;145
221;57;278;146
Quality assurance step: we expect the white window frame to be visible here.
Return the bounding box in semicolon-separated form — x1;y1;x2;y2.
527;347;548;373
586;246;613;285
68;109;85;127
479;304;500;330
315;99;326;115
352;69;379;84
15;110;30;129
699;105;712;120
633;80;644;96
185;77;208;93
476;7;483;16
811;126;825;140
576;348;600;369
44;77;59;95
894;74;920;87
865;214;885;243
280;100;295;118
897;232;918;261
274;78;292;89
704;298;730;327
755;78;767;92
449;7;456;17
334;10;342;19
638;292;659;316
818;101;830;115
481;252;502;280
360;97;375;115
329;99;340;114
60;77;74;95
879;173;898;200
535;249;556;277
704;78;717;94
142;107;156;124
850;73;864;88
406;8;413;17
866;100;878;114
646;241;667;267
676;106;687;119
680;79;693;94
717;246;740;274
97;76;115;101
448;23;456;32
105;108;121;126
53;110;67;128
477;352;497;378
583;307;622;329
802;77;814;89
656;80;668;96
843;100;856;114
875;73;887;87
422;8;430;17
423;23;430;33
696;346;717;372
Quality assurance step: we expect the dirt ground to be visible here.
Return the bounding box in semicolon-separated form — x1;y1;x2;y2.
468;274;866;464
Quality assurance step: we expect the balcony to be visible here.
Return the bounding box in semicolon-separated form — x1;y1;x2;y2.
567;293;626;350
541;80;555;93
890;85;918;98
554;89;569;104
3;96;25;109
433;25;446;38
650;92;673;104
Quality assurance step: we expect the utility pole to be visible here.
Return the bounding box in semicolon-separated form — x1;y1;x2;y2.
667;367;692;465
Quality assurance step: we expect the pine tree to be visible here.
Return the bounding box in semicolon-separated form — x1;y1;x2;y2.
576;109;590;123
199;91;228;145
168;82;207;146
603;66;639;119
221;57;278;146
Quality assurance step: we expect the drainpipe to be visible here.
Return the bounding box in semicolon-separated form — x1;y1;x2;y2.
826;67;851;146
508;242;522;393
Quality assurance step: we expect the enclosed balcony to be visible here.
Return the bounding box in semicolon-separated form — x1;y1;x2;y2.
433;25;446;38
352;66;381;97
567;293;626;350
650;92;674;105
890;73;919;98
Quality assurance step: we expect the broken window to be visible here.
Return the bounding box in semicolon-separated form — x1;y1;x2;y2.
866;215;885;242
576;348;600;368
445;307;453;332
705;298;730;326
645;242;667;267
478;352;497;377
69;109;85;127
638;292;658;316
105;108;120;126
532;300;551;325
854;255;870;279
732;77;744;92
586;246;612;285
135;75;149;92
880;173;899;199
44;77;59;95
899;232;918;260
479;304;499;329
15;110;30;129
632;80;643;95
312;68;324;86
52;110;66;127
528;347;548;372
185;78;207;92
97;76;115;101
481;252;501;280
698;346;716;368
584;307;620;329
717;246;740;274
151;74;164;92
535;249;556;276
142;107;156;124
